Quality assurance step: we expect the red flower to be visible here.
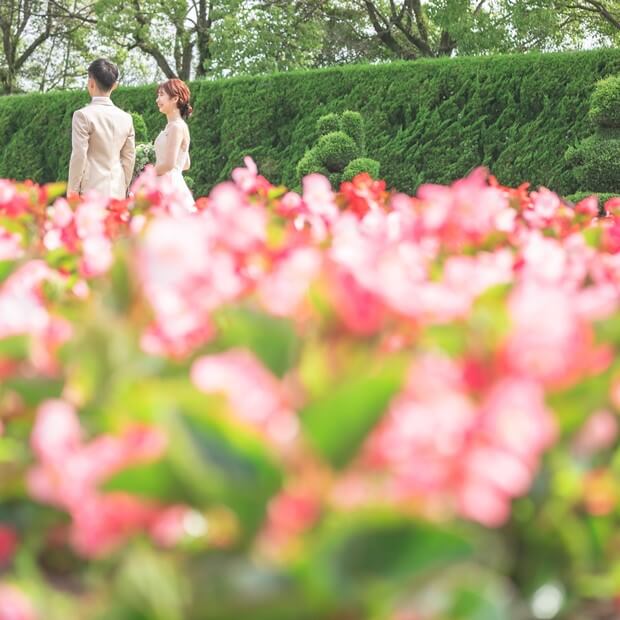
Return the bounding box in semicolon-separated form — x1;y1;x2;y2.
340;173;387;217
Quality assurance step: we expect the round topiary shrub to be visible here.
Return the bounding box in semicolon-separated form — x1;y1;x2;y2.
296;150;329;179
296;110;380;189
317;113;341;136
328;172;342;188
343;157;381;182
340;111;365;152
567;135;620;190
588;76;620;128
316;132;358;171
565;76;620;201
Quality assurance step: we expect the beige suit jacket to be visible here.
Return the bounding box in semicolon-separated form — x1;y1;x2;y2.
68;97;135;199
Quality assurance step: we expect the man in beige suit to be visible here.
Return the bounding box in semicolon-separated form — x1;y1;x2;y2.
68;59;135;199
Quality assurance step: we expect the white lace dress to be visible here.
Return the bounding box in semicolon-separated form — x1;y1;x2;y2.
154;119;194;210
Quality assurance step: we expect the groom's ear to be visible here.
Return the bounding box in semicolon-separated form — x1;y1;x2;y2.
110;82;118;93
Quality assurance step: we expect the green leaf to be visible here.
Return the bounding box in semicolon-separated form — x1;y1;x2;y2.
301;360;405;468
421;323;468;357
103;459;189;504
3;377;63;407
310;512;472;596
0;260;18;282
547;370;611;434
212;307;299;377
44;182;68;202
583;226;602;248
0;335;29;359
44;248;78;273
166;407;282;535
112;379;283;536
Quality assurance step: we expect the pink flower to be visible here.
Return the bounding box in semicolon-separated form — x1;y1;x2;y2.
326;265;386;334
74;195;108;238
257;247;321;316
130;165;195;216
30;399;82;464
417;168;510;245
27;399;170;557
504;283;612;387
480;377;557;466
299;174;339;241
524;187;562;227
208;182;266;252
0;180;29;216
191;349;299;446
0;227;22;261
137;215;242;356
277;191;303;217
0;585;37;620
457;478;511;527
442;249;514;298
360;356;557;527
0;261;57;339
70;493;157;557
572;410;618;457
149;505;193;547
0;527;18;568
266;488;321;536
81;235;113;277
231;157;272;194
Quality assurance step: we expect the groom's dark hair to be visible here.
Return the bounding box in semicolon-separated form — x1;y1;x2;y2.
88;58;119;92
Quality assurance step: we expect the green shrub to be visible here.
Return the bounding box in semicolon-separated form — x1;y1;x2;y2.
296;110;379;187
565;191;620;216
2;49;620;196
297;150;329;178
131;112;149;143
566;191;620;204
588;76;620;127
565;74;620;197
317;113;341;136
328;172;342;188
566;134;620;190
341;111;365;151
343;157;381;182
316;132;358;171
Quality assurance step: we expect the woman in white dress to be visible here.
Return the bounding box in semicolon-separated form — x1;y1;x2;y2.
154;78;194;210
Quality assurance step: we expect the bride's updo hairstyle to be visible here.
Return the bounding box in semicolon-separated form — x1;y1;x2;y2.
158;78;193;119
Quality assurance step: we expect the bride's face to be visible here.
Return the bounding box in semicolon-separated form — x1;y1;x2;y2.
156;89;178;115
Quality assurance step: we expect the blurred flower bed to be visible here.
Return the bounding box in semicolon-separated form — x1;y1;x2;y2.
0;161;619;619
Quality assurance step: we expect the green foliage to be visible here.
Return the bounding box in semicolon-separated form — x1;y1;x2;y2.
566;134;620;191
588;75;620;127
301;360;405;469
566;191;620;205
3;49;620;196
297;151;329;178
340;110;365;151
565;73;620;195
131;112;149;143
342;157;381;182
296;110;379;188
316;131;358;171
317;113;340;136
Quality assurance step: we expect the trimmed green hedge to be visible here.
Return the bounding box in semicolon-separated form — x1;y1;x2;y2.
2;49;620;196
